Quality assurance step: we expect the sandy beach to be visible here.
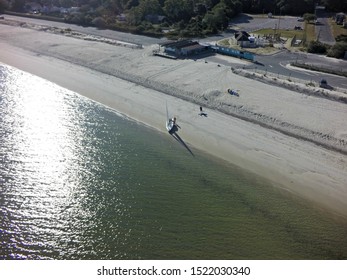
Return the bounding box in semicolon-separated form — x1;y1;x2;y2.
1;21;347;217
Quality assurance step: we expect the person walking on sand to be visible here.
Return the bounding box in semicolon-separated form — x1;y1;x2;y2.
199;106;207;117
173;117;181;129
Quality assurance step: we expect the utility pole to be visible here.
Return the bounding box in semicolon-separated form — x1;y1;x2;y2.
278;9;281;31
273;23;277;41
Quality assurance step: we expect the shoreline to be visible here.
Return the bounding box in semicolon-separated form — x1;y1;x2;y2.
1;19;346;154
1;24;347;218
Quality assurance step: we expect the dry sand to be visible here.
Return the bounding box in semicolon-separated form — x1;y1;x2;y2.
1;22;347;217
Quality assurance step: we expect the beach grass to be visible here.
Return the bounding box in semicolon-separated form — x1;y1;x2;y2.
253;28;304;38
304;22;316;43
329;18;347;38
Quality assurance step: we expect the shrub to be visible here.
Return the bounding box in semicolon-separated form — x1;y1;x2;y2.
327;42;347;58
335;34;347;42
307;40;327;54
0;0;8;13
92;17;106;28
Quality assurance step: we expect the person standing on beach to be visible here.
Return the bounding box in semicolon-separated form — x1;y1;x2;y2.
199;106;207;117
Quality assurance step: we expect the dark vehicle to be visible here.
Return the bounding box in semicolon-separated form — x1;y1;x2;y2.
320;79;328;88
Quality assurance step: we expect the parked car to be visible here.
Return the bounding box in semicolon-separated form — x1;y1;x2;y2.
297;17;304;22
319;79;328;88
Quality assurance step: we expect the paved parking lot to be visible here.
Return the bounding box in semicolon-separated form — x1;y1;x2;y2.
228;14;304;32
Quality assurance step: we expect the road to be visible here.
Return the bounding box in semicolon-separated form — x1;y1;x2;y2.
203;13;346;89
315;10;336;45
2;14;347;89
245;51;347;89
227;13;304;32
2;14;165;46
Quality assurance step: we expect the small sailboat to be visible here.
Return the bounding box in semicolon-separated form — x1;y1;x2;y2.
166;102;175;133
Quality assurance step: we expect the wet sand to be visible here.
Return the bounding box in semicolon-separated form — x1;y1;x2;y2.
1;22;347;217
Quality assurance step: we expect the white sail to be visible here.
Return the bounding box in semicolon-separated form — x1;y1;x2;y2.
166;102;174;133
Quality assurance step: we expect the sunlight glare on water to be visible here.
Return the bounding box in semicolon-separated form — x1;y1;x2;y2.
1;64;347;260
0;65;125;259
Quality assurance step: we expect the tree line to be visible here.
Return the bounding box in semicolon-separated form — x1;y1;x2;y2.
1;0;346;58
2;0;346;35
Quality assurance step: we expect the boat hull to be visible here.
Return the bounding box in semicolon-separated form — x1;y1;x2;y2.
166;120;174;133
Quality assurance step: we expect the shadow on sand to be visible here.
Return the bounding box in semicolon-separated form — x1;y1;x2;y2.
169;126;194;156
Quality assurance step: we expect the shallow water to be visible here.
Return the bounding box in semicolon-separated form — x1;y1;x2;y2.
1;64;347;260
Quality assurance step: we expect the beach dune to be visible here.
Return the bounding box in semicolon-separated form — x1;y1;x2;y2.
1;22;346;217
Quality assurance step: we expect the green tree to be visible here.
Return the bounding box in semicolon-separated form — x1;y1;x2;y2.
202;2;229;31
92;17;107;28
336;35;347;42
108;0;129;13
276;0;314;15
127;0;162;24
138;0;162;15
163;0;194;22
303;13;316;23
307;40;327;54
127;7;142;24
321;0;347;12
0;0;9;13
240;0;315;15
222;0;242;18
213;3;228;28
11;0;26;12
125;0;140;9
327;42;347;58
259;0;276;14
202;12;218;33
59;0;74;8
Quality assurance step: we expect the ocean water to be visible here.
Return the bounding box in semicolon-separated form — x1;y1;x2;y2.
1;64;347;260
